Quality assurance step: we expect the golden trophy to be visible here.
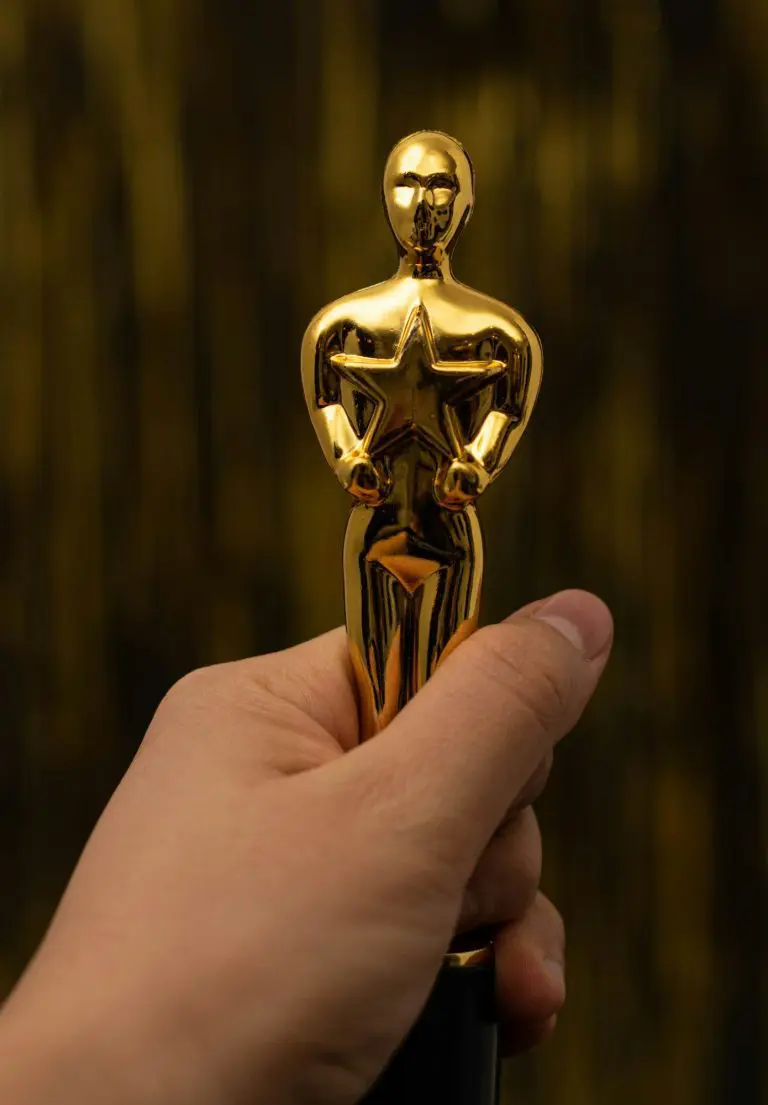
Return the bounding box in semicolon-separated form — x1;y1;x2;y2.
302;131;542;1103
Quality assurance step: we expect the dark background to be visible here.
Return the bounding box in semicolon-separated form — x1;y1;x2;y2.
0;1;766;1102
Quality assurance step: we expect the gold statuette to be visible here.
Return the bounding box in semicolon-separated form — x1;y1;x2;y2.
303;131;542;739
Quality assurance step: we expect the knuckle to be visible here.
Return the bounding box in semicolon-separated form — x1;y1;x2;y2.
158;664;220;712
153;659;342;775
500;809;542;914
164;657;295;720
509;751;554;814
138;664;226;755
464;809;542;927
513;806;543;881
470;623;574;738
537;891;566;950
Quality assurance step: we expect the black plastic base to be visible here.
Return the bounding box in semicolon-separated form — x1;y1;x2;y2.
360;959;499;1105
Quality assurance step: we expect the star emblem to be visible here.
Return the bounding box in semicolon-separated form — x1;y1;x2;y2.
330;306;505;461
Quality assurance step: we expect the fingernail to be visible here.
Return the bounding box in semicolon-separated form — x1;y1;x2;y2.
532;590;613;661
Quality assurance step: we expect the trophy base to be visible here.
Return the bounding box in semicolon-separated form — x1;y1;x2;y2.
360;946;499;1105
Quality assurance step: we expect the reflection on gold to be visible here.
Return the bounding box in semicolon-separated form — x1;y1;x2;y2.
302;132;542;738
3;4;764;1097
443;944;494;969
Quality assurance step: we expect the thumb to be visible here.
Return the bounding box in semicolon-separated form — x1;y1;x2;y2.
337;589;612;878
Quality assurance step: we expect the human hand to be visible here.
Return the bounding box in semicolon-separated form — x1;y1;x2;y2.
337;450;389;504
435;458;490;508
0;591;612;1105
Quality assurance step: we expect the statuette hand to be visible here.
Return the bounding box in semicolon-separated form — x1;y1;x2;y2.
337;451;389;505
435;458;490;509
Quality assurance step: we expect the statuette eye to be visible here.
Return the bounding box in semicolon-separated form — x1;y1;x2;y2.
394;184;416;208
429;187;455;209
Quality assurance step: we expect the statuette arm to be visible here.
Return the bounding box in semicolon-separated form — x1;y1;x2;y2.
464;326;543;480
301;319;388;503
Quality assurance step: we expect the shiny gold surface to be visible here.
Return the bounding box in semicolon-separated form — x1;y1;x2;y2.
303;132;542;738
443;944;495;970
3;4;767;1100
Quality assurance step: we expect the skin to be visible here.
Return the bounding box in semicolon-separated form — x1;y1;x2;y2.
0;589;612;1105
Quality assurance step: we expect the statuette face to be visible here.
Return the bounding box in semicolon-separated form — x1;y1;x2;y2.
302;131;542;739
383;131;474;255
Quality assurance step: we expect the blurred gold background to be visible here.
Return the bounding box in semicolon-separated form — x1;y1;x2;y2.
1;1;766;1102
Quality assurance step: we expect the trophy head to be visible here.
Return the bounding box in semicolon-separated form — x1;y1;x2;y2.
383;131;475;260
